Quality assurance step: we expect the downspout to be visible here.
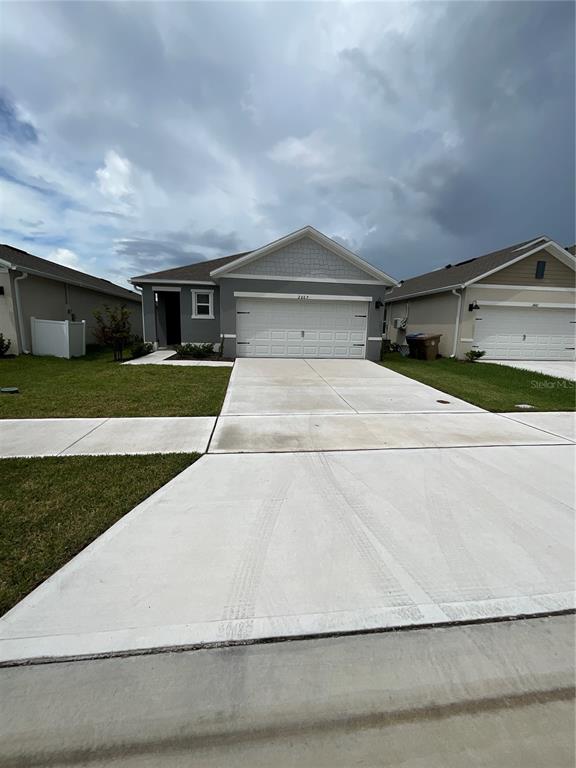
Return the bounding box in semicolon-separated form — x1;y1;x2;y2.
450;289;462;358
13;272;30;354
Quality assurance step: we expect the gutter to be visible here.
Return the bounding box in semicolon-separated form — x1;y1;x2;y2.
13;272;30;354
385;284;463;303
450;289;463;358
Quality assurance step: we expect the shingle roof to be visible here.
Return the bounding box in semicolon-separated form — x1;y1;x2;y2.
131;251;251;283
567;244;576;256
0;244;141;302
385;237;551;301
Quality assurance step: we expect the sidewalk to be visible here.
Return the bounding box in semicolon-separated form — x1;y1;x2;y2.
123;350;233;367
0;417;215;457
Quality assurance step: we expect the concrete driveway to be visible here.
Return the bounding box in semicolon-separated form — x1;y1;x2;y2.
1;442;573;662
483;359;576;381
221;358;483;415
2;358;574;764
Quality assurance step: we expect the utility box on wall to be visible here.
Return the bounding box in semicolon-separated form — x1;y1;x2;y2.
30;318;86;358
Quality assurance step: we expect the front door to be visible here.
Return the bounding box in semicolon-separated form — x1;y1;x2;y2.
163;292;182;345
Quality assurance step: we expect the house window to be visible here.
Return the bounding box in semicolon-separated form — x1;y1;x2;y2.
192;290;214;318
535;260;546;279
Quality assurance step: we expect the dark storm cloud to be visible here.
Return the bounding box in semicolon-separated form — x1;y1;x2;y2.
114;227;242;276
0;1;573;283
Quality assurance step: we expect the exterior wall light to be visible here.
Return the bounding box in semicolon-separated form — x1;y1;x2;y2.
468;301;480;311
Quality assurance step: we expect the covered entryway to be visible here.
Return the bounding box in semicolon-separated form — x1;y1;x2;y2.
235;296;369;358
473;306;576;360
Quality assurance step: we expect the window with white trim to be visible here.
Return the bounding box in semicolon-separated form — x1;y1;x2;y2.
192;290;214;318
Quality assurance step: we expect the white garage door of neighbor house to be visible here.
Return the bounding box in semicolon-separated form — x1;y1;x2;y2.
473;306;576;360
235;297;369;358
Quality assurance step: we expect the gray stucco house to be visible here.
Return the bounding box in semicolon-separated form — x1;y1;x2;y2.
131;226;398;360
0;244;142;355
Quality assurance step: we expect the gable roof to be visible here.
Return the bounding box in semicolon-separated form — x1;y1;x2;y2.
131;252;250;284
567;244;576;256
209;226;398;285
0;244;141;302
385;237;576;301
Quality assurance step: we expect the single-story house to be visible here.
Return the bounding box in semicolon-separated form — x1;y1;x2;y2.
0;244;143;355
131;226;398;360
385;237;576;360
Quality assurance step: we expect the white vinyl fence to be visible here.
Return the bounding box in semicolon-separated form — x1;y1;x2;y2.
30;318;86;358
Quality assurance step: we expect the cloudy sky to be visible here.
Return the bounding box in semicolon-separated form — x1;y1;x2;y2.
0;1;574;288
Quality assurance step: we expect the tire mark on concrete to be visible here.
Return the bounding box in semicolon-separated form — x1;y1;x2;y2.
301;452;424;621
220;476;292;642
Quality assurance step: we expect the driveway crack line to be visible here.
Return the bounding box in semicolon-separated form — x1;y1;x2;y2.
57;418;111;456
303;359;359;413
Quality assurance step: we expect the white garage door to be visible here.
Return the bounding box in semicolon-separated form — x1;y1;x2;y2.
473;306;576;360
236;297;368;358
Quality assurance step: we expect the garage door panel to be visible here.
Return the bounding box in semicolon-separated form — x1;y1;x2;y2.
236;298;369;358
474;306;575;360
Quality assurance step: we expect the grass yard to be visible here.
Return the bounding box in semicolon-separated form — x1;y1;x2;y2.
0;453;199;615
381;355;576;412
0;348;231;418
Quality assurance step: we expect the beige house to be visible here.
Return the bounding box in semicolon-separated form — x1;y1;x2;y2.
0;244;142;355
385;237;576;360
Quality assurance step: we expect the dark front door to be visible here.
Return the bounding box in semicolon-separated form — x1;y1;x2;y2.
164;292;181;345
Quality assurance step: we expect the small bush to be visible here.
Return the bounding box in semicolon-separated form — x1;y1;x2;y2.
0;334;11;357
174;343;214;359
130;338;154;359
464;349;486;362
93;305;132;362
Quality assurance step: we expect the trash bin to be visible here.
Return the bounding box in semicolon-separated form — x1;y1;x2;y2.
406;333;442;361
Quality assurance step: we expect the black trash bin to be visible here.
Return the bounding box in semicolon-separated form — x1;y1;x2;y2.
406;333;442;361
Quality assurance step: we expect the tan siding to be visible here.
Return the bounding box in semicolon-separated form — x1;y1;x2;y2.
480;250;575;287
386;292;458;357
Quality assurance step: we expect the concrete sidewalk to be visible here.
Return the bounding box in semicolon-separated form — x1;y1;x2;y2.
210;411;574;453
123;350;233;367
0;417;216;457
483;359;576;381
1;444;573;663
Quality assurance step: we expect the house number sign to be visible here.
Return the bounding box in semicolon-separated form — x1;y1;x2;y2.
297;295;310;300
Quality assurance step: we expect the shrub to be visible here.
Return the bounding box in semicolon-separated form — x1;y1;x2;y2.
130;338;154;359
93;305;132;362
174;343;214;359
464;349;486;362
0;334;11;357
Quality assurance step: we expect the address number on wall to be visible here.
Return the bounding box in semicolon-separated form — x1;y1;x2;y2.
297;295;310;300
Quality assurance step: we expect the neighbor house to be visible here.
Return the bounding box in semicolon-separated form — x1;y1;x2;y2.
131;226;397;360
0;244;143;354
385;237;576;360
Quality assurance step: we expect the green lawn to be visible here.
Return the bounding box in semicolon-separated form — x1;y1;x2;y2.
0;348;231;418
0;453;199;615
381;355;576;412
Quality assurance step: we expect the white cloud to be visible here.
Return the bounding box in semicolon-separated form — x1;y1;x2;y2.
268;132;334;170
48;247;83;270
96;150;134;200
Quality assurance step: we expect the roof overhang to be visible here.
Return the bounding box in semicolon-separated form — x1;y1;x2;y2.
464;240;576;287
3;258;141;302
130;278;216;286
386;239;575;302
209;225;399;286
